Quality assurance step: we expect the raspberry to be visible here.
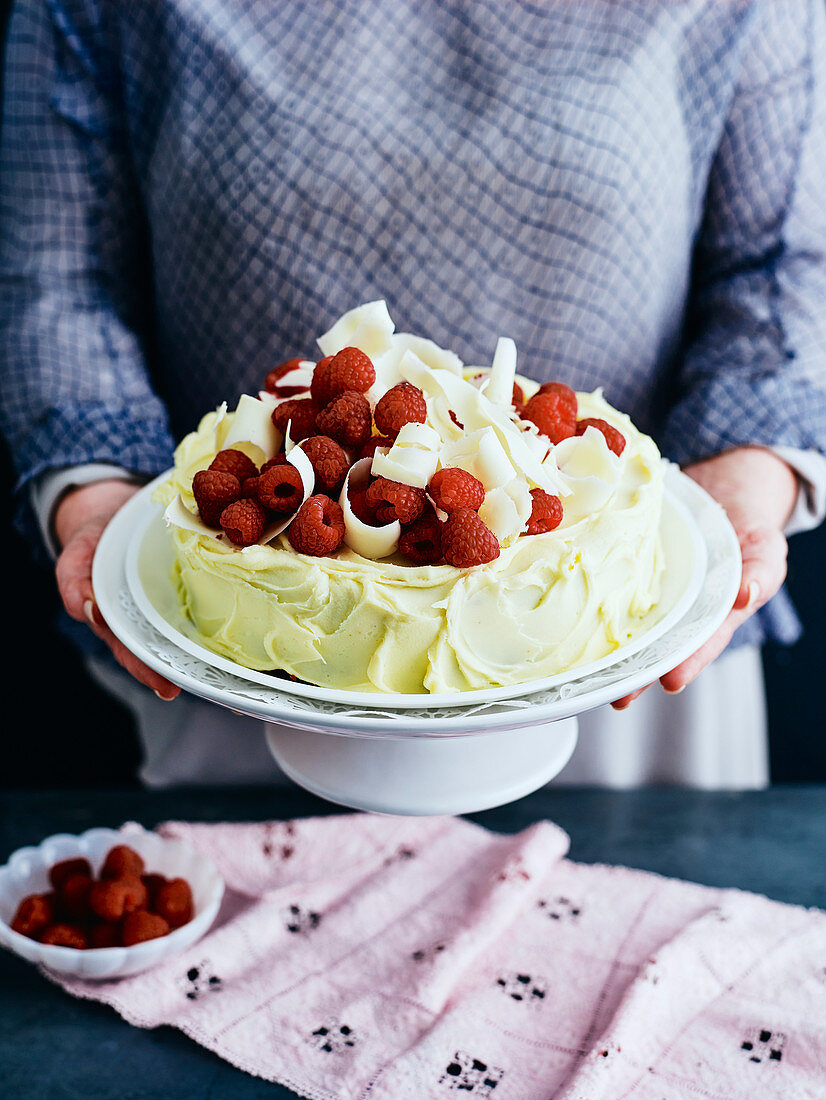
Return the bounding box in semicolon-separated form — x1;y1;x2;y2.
141;874;168;909
153;877;194;929
58;872;93;921
256;463;304;514
347;487;380;525
399;514;444;565
374;382;427;437
311;347;374;405
264;356;307;396
365;477;426;525
575;417;626;456
220;498;267;546
122;911;171;946
359;434;395;460
300;435;349;494
428;467;485;513
272;397;318;441
309;355;334;404
89;877;147;922
520;392;576;444
260;454;289;472
100;845;145;880
525;489;563;535
512;382;525;408
40;923;89;949
89;923;122;949
11;894;56;939
209;448;259;484
537;381;577;416
316;390;373;448
448;409;465;431
241;475;260;499
49;858;92;891
288;494;346;555
441;508;500;568
356;435;391;462
192;469;241;527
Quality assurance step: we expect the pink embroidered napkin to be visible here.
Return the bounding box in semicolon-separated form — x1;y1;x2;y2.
51;815;826;1099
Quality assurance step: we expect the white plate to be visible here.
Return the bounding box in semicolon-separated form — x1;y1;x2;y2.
92;462;740;738
122;469;705;710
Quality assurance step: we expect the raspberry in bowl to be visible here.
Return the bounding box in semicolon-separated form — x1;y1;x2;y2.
0;827;223;980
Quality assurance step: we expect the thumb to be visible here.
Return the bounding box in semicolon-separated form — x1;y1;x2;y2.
731;526;788;613
55;521;106;622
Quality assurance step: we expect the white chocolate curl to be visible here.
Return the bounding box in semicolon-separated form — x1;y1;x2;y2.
222;394;282;462
478;477;533;545
339;457;401;559
371;422;441;488
398;351;569;497
317;300;395;359
554;426;623;515
485;337;517;407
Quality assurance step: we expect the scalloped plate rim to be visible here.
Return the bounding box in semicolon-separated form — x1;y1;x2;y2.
116;465;707;709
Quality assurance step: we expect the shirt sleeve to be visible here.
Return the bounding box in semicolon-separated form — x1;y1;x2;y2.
0;0;175;519
773;445;826;537
660;0;826;471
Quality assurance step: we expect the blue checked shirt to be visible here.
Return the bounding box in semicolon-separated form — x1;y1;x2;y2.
3;0;826;647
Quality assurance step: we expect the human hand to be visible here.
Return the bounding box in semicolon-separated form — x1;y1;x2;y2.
55;480;180;700
612;446;797;709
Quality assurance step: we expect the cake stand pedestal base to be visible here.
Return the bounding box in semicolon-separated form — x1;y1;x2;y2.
264;718;579;816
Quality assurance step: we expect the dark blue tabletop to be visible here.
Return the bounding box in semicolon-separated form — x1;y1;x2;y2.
1;785;824;1099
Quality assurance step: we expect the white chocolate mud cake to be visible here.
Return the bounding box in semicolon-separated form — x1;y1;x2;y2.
156;302;664;693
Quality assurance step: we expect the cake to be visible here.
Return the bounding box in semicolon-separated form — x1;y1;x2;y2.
156;301;664;694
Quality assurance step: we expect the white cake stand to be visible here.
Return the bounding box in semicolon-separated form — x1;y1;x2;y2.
92;464;740;815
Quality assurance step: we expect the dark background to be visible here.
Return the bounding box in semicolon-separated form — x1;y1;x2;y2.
1;4;824;789
2;426;825;788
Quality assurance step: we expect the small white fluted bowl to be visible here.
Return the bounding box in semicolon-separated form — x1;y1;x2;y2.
0;826;224;980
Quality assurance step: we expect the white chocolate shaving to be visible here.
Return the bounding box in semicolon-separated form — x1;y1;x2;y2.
554;426;622;514
283;443;316;497
211;402;228;450
508;476;534;527
371;418;441;488
522;421;552;463
485;337;517;406
496;476;534;542
369;333;463;397
371;445;439;488
223;394;282;461
398;352;568;496
317;300;395;359
478;488;521;544
339;457;400;559
393;422;442;452
476;428;517;489
284;420;299;454
425;396;464;444
164;495;220;539
441;427;512;491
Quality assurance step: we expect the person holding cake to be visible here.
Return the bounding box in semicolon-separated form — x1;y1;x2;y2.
2;0;825;788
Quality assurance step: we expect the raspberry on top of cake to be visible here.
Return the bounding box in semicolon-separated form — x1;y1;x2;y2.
156;302;665;693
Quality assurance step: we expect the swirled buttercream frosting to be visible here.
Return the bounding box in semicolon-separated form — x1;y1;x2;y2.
155;303;664;693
